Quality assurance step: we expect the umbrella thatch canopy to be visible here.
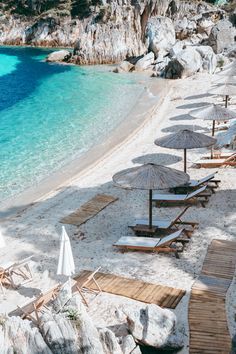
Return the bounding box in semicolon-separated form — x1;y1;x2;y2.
154;129;216;172
189;103;236;136
113;163;189;229
208;84;236;107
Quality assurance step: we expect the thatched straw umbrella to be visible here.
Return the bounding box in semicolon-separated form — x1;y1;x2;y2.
189;103;236;136
208;84;236;108
154;129;216;172
113;163;189;229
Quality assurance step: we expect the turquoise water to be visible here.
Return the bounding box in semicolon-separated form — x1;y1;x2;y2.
0;47;145;201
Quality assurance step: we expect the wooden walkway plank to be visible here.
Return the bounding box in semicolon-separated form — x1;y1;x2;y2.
74;271;186;309
60;194;118;226
189;239;236;353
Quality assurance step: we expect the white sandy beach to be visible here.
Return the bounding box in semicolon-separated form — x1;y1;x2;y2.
0;72;235;353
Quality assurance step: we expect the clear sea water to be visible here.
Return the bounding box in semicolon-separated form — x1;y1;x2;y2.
0;47;145;201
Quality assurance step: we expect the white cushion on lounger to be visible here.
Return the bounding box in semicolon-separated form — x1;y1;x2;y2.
114;236;160;248
152;186;207;201
188;172;216;187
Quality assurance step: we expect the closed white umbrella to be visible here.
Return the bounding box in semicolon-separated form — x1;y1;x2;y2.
57;226;75;277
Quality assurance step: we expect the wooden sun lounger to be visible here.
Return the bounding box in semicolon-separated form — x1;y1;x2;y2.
9;284;61;324
170;172;220;194
0;256;33;294
114;230;188;258
152;186;211;208
195;153;236;168
200;151;235;160
129;206;198;236
73;267;102;307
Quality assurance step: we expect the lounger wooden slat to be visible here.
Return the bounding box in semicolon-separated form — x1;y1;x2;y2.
74;271;185;309
195;152;236;168
9;284;61;324
60;194;118;226
188;239;236;353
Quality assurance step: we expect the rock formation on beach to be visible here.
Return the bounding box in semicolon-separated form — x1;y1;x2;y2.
0;291;186;353
0;0;235;76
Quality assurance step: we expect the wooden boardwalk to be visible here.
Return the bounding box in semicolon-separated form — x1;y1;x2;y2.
189;239;236;353
74;270;186;309
60;194;118;226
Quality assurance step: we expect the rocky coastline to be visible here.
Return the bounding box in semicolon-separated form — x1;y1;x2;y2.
1;1;236;79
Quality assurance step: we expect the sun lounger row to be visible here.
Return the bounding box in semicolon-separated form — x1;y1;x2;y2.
114;171;222;254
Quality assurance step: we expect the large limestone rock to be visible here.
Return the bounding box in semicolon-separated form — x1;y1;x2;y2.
119;334;141;354
40;313;78;353
135;52;155;71
46;50;72;63
146;16;176;57
208;19;236;54
165;47;202;79
113;61;134;73
195;45;217;74
99;328;123;354
125;304;184;349
0;316;52;353
174;17;197;40
65;297;105;354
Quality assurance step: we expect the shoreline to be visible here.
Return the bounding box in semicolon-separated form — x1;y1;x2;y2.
0;72;235;354
0;77;170;220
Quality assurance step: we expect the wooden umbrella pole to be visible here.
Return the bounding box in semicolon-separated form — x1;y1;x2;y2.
212;120;215;137
211;120;215;159
225;95;229;108
149;189;153;229
184;148;187;173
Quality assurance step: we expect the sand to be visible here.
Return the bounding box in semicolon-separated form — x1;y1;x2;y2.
0;72;235;353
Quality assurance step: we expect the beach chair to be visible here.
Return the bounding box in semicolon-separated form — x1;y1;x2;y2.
199;151;235;160
129;206;198;236
114;230;188;258
73;267;102;307
152;186;211;208
0;256;33;293
9;284;61;324
170;172;220;194
194;153;236;168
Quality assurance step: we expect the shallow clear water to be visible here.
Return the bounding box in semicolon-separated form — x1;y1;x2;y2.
0;47;145;201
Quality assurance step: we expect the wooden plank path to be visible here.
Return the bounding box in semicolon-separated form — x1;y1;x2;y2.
189;239;236;353
74;270;186;309
60;194;118;226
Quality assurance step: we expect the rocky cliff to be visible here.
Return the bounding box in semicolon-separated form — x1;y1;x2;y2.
0;1;235;65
